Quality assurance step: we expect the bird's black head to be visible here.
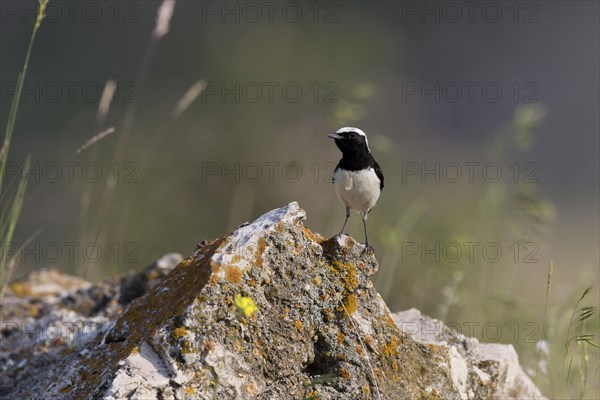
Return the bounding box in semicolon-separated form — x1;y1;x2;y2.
328;127;371;158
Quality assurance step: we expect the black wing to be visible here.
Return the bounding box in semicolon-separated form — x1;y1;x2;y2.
331;163;341;184
373;161;384;191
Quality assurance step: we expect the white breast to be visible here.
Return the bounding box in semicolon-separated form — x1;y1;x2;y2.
333;168;381;215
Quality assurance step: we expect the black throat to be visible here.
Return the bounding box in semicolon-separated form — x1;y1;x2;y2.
337;148;377;171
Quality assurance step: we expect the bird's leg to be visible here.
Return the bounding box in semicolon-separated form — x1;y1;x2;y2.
339;207;350;235
362;213;372;250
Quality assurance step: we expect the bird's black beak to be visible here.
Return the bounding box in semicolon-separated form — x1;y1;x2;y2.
328;133;343;139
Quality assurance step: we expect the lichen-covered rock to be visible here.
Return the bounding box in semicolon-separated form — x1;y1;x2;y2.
393;308;546;400
0;202;544;399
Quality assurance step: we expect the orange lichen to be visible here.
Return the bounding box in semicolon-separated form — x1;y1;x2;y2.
183;386;195;395
382;336;400;357
245;382;258;395
203;339;216;352
364;336;375;350
8;282;31;297
295;320;303;331
148;270;161;280
329;260;359;292
323;308;335;322
338;293;357;316
234;340;243;352
59;385;73;393
248;279;257;286
210;260;220;272
339;368;351;381
385;312;395;327
306;391;320;400
225;266;243;284
362;385;371;395
302;226;325;244
173;326;188;339
254;237;267;268
336;331;345;344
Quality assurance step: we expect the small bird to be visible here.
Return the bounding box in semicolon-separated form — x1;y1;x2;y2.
328;127;384;248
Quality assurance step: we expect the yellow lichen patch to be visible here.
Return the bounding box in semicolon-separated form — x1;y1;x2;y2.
330;260;359;292
355;344;364;355
8;282;31;297
295;320;303;331
302;226;325;244
385;312;395;327
391;359;399;371
337;353;346;361
248;279;257;287
203;339;216;352
362;384;371;396
230;254;242;265
245;382;258;395
59;385;73;394
181;339;193;354
319;293;328;302
29;304;40;318
234;293;258;316
183;386;195;395
275;222;285;232
323;308;335;322
339;368;351;381
256;237;267;257
148;270;161;280
173;326;188;339
364;336;375;350
225;266;243;284
427;343;437;354
306;391;320;400
382;336;400;357
336;331;345;344
338;293;358;316
234;340;243;352
210;260;220;272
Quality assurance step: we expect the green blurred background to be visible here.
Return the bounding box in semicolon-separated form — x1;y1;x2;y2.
1;1;598;397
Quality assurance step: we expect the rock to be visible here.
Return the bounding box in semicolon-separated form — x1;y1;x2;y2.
393;308;546;400
0;202;544;399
